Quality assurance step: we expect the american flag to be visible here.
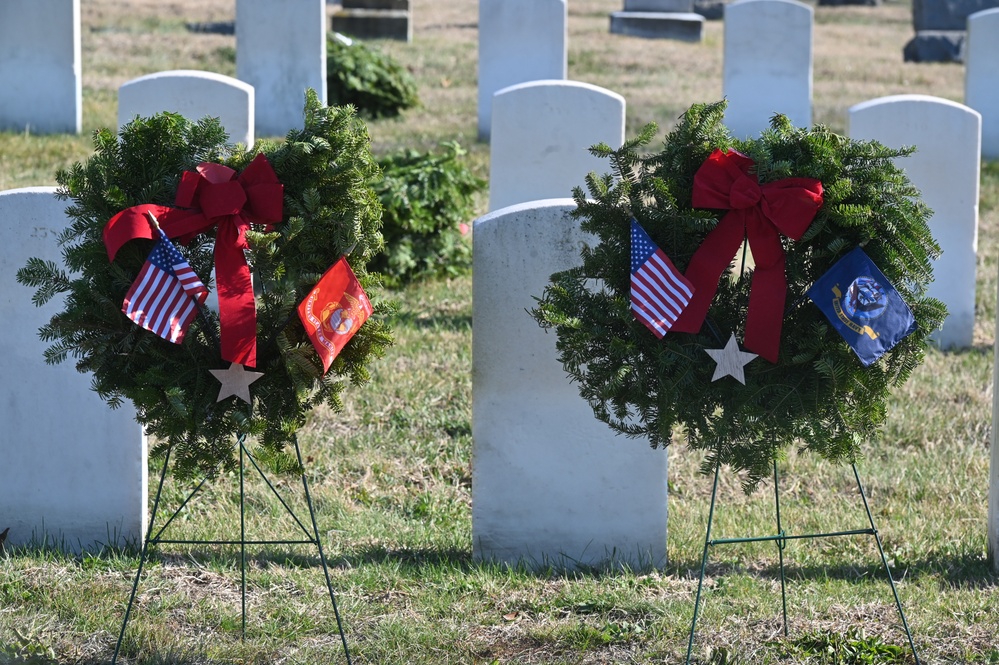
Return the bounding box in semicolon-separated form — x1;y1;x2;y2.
122;228;209;343
630;219;694;339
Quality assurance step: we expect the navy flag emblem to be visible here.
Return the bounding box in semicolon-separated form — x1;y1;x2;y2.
807;247;917;367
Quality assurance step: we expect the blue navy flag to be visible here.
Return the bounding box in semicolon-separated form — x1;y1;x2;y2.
807;247;917;367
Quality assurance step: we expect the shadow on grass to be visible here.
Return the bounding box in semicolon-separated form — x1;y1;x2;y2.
388;307;471;333
666;550;999;590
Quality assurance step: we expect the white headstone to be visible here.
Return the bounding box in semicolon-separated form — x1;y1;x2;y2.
991;274;999;572
848;94;981;350
723;0;813;138
0;188;146;553
236;0;326;138
477;0;568;142
118;70;256;148
965;8;999;160
489;80;626;212
0;0;81;134
472;199;668;570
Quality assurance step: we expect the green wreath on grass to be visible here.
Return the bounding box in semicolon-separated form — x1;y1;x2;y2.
17;90;392;479
531;101;946;489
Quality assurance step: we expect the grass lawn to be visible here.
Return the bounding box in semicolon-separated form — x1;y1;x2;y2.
1;0;997;663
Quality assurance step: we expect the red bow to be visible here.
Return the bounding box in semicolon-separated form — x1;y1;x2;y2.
670;149;823;363
103;153;284;368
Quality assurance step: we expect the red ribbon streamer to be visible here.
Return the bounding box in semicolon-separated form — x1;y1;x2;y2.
103;153;284;368
670;149;823;363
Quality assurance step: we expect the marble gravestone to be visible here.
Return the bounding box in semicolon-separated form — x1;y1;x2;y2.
849;94;981;350
0;0;81;134
472;199;669;570
477;0;567;142
964;8;999;159
0;187;146;553
118;70;256;148
488;80;626;211
237;0;326;138
722;0;813;139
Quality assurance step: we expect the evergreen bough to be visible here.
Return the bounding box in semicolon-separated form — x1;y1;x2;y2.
326;35;419;119
17;91;393;480
531;101;947;489
371;141;483;284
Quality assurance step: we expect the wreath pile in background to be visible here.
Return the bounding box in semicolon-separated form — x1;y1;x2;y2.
17;91;392;479
532;101;947;488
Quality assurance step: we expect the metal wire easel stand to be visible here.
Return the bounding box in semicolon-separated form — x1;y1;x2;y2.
684;458;920;665
110;436;352;665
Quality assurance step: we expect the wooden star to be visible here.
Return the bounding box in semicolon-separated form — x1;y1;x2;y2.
704;333;757;385
209;362;264;404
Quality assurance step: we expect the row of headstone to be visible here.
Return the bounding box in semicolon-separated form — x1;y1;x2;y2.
0;188;147;553
0;0;82;135
123;0;328;140
1;0;325;139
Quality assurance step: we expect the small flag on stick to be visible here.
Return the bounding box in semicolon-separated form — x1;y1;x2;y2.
630;219;695;338
807;247;917;366
297;257;372;373
122;219;209;344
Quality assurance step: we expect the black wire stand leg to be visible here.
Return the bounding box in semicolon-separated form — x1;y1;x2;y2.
853;463;920;664
111;446;172;664
685;458;721;665
110;437;352;665
683;460;920;665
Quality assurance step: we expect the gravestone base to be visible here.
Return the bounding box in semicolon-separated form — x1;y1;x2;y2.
818;0;878;5
331;8;411;41
609;11;705;41
341;0;408;8
625;0;691;9
903;30;966;62
695;0;728;19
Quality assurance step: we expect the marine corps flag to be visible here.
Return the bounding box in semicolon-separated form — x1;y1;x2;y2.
807;247;917;367
297;257;372;373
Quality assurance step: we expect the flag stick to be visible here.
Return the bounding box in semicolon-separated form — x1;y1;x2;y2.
144;211;224;360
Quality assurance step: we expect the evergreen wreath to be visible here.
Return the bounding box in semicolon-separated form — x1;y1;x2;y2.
531;101;947;489
17;90;392;480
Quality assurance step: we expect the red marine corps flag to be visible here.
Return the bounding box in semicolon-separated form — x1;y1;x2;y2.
297;257;372;373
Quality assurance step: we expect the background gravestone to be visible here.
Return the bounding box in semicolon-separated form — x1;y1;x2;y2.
610;0;705;40
992;284;999;572
472;199;668;570
904;0;999;61
237;0;326;138
118;70;256;148
988;278;999;573
722;0;812;139
477;0;567;142
964;8;999;159
848;94;981;350
0;187;146;553
0;0;81;134
488;80;625;211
